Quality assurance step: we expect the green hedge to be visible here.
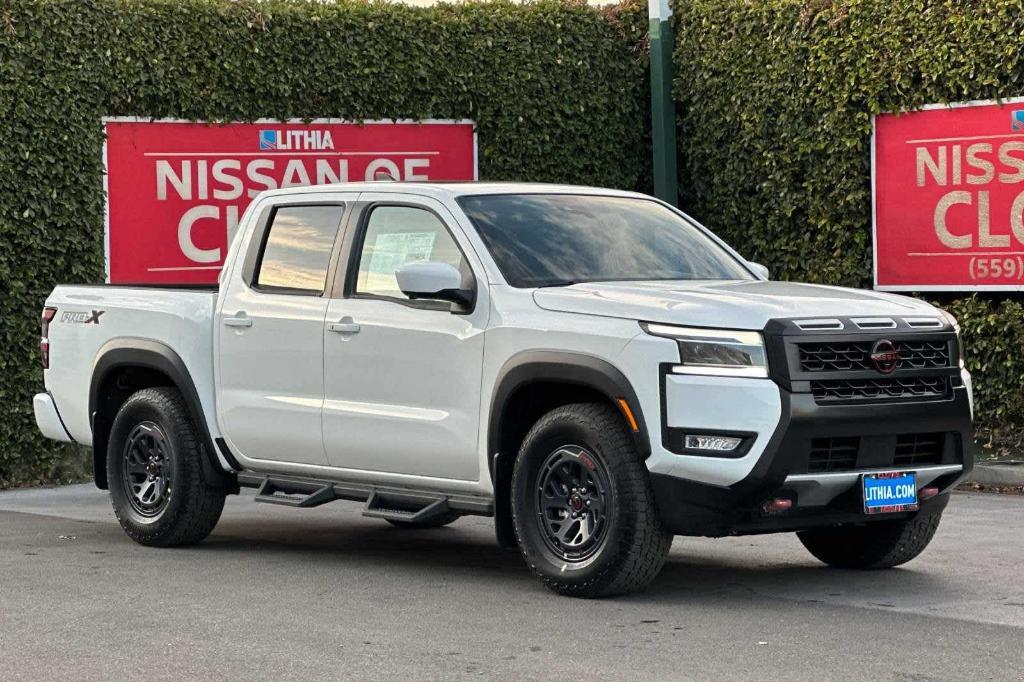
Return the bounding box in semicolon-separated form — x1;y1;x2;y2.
0;0;646;486
673;0;1024;442
4;0;1023;487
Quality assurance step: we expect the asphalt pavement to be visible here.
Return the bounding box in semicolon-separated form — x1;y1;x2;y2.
1;484;1022;680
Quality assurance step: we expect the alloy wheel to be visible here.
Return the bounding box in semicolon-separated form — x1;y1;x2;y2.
534;445;612;562
121;421;173;517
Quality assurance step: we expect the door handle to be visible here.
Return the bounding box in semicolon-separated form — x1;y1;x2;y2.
223;313;253;328
327;316;360;335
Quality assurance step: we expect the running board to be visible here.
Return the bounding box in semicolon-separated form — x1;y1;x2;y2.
254;478;337;508
363;492;451;524
239;472;493;517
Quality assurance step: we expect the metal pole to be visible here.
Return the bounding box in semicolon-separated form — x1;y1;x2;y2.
648;0;678;205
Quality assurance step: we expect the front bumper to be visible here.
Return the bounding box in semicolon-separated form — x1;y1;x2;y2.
650;385;973;537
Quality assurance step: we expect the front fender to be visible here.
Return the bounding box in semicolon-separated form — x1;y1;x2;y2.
487;350;650;484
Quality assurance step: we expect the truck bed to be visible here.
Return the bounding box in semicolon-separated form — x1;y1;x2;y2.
43;285;219;445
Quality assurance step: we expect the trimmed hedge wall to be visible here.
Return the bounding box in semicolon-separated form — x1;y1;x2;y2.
673;0;1024;443
0;0;646;486
3;0;1023;486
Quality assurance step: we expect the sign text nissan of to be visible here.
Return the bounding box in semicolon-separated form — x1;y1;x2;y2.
103;118;477;284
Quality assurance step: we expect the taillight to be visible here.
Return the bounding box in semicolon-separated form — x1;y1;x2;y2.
41;306;57;369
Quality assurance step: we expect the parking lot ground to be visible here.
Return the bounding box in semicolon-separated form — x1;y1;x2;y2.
1;484;1022;680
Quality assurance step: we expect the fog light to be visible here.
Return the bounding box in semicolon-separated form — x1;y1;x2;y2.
919;486;939;501
684;434;742;452
761;498;793;515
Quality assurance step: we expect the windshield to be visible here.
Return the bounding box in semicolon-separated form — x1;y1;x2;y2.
456;194;753;287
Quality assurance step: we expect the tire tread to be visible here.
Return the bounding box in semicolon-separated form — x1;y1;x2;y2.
512;403;672;598
798;511;942;569
108;387;225;547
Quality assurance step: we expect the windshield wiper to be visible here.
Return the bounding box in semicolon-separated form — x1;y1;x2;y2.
534;279;582;288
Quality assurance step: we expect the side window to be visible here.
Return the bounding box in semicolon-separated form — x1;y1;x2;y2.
255;205;344;294
354;205;469;300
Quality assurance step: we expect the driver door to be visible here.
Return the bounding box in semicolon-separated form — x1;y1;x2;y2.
321;194;488;482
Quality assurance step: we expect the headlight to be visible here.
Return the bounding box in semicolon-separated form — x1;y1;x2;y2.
643;323;769;378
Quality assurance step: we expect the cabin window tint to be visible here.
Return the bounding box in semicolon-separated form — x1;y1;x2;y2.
255;205;344;294
354;205;468;300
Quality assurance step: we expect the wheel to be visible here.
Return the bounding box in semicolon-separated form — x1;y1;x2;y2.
107;387;226;547
511;403;672;598
797;509;943;569
385;511;462;529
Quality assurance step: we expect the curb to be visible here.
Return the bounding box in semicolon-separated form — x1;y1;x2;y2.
964;462;1024;487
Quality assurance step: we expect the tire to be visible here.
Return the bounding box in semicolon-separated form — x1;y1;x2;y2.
797;510;943;569
385;511;462;529
510;403;672;598
107;387;226;547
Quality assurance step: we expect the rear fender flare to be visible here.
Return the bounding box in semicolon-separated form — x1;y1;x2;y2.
90;339;237;490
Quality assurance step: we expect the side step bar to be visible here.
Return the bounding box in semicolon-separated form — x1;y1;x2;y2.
254;478;336;508
364;493;451;524
239;472;493;519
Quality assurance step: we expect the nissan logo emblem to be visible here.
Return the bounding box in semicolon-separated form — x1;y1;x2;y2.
870;339;900;374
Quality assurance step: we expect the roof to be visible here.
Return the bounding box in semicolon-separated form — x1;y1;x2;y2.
261;181;649;201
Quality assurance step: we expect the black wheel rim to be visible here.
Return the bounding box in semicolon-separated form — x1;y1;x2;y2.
535;445;611;562
121;421;173;518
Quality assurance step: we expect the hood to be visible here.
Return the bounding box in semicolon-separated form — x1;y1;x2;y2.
532;280;938;330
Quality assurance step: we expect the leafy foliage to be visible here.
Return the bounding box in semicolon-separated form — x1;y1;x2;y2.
3;0;1022;486
0;0;646;486
673;0;1024;434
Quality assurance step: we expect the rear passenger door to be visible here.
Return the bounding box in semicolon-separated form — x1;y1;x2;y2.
216;194;357;466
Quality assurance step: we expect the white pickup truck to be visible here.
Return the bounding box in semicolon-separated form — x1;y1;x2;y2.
35;182;974;597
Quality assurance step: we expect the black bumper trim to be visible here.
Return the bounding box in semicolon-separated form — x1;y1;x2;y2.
651;385;973;537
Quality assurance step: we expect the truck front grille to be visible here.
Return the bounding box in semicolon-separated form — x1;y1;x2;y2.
808;437;859;472
802;432;949;473
811;376;950;404
893;433;945;466
766;317;960;407
798;339;951;373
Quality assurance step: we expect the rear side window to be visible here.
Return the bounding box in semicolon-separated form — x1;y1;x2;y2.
255;205;344;294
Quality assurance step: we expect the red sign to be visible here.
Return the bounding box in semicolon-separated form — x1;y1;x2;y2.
103;118;477;284
874;98;1024;291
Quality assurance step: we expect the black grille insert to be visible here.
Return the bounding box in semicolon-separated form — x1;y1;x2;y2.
894;433;945;466
811;376;950;404
798;340;951;373
808;437;859;472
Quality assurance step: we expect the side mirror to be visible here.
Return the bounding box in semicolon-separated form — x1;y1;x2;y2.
748;262;770;280
396;262;475;309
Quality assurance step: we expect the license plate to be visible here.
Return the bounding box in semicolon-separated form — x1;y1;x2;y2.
862;472;918;515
